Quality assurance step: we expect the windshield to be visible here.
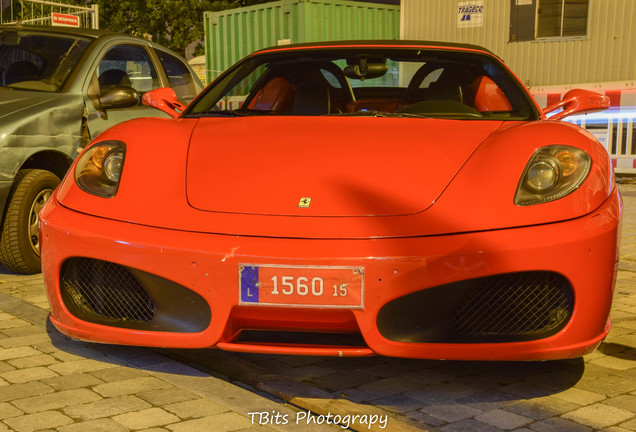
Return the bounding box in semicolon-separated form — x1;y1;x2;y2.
186;46;539;121
0;30;91;92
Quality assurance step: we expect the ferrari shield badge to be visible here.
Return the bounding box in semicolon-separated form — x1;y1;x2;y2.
298;197;312;208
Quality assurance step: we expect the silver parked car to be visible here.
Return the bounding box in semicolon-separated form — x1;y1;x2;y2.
0;24;203;273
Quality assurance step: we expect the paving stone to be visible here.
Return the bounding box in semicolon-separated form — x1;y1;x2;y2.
588;355;636;371
64;395;152;420
357;375;424;398
166;412;254;432
0;381;54;403
419;402;482;422
89;365;149;382
529;417;593;432
310;371;376;392
284;365;335;381
616;319;636;330
403;409;447;428
357;363;413;379
0;334;50;349
12;388;102;414
3;410;74;432
136;387;200;406
619;417;636;431
337;387;379;404
438;418;502;432
47;358;117;375
278;355;323;367
604;426;636;432
404;367;456;385
0;360;14;373
6;354;58;369
404;382;475;404
475;409;532;430
561;403;635;429
57;418;129;432
0;346;40;361
0;401;23;420
499;381;554;399
136;429;171;432
92;376;172;397
574;373;636;397
0;318;30;330
604;394;636;412
112;407;180;429
372;393;429;414
165;398;229;419
97;346;171;369
45;342;114;362
0;366;58;383
551;387;606;405
454;389;518;411
504;397;580;420
42;372;105;391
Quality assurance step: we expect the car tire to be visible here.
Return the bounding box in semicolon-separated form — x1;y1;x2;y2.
0;169;60;274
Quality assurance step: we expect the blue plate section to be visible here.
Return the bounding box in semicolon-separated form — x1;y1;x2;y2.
240;265;259;303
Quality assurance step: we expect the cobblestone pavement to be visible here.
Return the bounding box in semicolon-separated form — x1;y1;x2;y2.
0;182;634;432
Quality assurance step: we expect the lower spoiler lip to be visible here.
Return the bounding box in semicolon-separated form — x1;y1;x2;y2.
215;341;375;357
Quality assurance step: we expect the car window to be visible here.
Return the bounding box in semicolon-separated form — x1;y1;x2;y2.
0;30;90;92
155;49;197;104
96;44;159;98
193;63;267;112
185;48;537;121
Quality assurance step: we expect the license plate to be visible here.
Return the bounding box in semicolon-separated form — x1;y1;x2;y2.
239;264;364;309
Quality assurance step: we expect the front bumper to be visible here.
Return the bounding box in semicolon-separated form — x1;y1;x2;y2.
40;188;622;360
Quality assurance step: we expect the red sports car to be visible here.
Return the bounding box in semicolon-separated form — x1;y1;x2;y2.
41;41;622;361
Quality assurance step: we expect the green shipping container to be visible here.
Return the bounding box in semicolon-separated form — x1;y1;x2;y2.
204;0;400;83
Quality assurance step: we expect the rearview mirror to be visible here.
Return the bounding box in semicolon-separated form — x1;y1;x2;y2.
542;89;610;121
99;86;139;111
343;57;388;80
142;87;185;119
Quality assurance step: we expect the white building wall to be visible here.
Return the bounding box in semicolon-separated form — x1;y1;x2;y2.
400;0;636;87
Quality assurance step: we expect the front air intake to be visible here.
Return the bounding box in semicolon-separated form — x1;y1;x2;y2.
59;258;211;332
454;272;572;338
377;271;574;343
61;258;154;323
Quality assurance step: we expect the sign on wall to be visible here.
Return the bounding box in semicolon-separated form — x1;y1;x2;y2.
51;12;80;28
457;1;484;28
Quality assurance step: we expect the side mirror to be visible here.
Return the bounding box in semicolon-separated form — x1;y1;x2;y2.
542;89;610;120
142;87;185;119
99;86;139;111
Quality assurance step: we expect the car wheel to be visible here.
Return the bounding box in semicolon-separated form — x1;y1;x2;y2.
0;169;60;274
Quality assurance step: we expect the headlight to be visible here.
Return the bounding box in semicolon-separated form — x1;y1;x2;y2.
75;140;126;198
514;145;591;206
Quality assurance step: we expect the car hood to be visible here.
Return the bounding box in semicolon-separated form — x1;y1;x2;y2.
186;117;502;217
57;117;613;239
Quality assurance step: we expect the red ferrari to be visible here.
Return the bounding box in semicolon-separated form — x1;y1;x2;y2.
41;41;622;361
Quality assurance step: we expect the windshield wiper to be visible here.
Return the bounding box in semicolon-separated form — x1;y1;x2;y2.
187;109;247;118
331;110;430;119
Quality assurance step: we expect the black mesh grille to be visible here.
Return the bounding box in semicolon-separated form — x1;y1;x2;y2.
454;272;572;338
377;271;574;343
61;258;154;323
